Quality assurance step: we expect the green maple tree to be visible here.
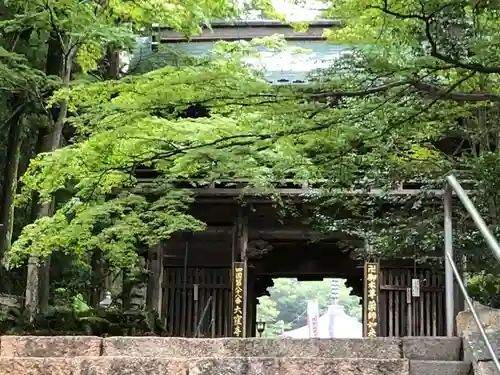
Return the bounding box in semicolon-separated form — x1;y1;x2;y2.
5;0;500;305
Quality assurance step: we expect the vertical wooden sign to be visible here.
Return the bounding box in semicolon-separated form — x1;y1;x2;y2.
232;262;245;337
363;261;379;338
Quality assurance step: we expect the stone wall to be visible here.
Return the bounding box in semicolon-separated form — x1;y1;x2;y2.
0;336;467;375
0;336;460;358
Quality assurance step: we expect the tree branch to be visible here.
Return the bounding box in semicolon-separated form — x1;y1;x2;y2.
413;82;500;102
304;79;500;102
373;1;500;74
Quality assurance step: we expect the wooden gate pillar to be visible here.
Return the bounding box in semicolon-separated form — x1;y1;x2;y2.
245;270;255;337
363;261;380;337
147;243;164;316
231;206;249;337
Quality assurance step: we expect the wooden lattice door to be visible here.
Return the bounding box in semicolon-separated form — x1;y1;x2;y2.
162;267;232;337
378;267;446;337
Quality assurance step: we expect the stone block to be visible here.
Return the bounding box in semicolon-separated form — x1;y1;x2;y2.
402;337;461;360
409;360;471;375
315;338;402;359
278;358;409;375
0;357;409;375
457;304;500;337
474;360;500;375
0;336;102;357
463;330;500;362
219;338;321;357
188;357;279;375
187;357;409;375
79;357;187;375
102;337;223;357
0;358;80;375
102;337;403;358
0;357;187;375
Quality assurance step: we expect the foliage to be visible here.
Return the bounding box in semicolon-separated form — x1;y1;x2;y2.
9;49;321;270
0;306;167;336
0;0;278;273
310;0;500;275
467;272;500;309
255;295;289;337
3;0;500;309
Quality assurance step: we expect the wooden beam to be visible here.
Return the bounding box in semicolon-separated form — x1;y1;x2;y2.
135;175;475;199
190;186;467;197
159;20;340;43
189;226;340;240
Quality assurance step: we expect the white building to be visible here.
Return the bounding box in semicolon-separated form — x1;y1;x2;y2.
283;305;363;338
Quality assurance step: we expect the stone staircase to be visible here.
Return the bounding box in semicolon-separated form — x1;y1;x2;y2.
0;336;471;375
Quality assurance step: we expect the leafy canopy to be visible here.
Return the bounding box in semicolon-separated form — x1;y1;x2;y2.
10;38;325;269
9;0;500;290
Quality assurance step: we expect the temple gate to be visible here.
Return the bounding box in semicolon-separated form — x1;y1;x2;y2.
140;21;452;338
141;177;449;338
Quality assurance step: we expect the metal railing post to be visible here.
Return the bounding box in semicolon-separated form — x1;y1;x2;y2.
441;175;500;374
444;185;455;337
446;175;500;264
446;252;500;374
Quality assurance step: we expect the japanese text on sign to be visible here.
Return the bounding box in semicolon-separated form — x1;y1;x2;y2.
232;263;245;337
364;262;379;338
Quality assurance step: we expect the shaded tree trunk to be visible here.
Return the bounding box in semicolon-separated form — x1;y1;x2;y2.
28;40;121;315
0;101;25;267
26;32;74;318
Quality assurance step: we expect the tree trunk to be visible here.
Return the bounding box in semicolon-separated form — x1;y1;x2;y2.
0;101;25;266
25;35;75;319
86;47;121;306
90;251;101;308
27;41;120;315
105;48;121;80
38;194;54;312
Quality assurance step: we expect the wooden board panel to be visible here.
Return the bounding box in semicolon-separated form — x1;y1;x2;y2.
162;267;232;337
378;267;445;337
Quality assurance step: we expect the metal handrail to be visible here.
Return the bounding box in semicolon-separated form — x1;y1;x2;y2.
444;174;500;374
445;253;500;372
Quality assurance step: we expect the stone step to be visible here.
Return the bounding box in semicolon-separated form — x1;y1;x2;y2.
101;337;403;358
0;356;410;375
409;360;471;375
0;336;462;360
402;337;462;361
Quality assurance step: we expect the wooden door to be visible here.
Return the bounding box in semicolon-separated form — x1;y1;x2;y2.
378;267;446;337
162;267;232;337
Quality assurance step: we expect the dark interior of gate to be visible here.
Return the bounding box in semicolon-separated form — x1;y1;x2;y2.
153;188;448;338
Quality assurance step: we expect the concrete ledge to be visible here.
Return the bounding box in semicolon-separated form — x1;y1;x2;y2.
0;336;102;357
409;360;471;375
0;357;409;375
102;337;403;358
463;330;500;362
402;337;461;360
